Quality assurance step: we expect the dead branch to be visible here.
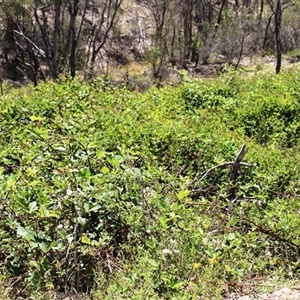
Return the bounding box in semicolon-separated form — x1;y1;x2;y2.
229;144;248;200
13;30;46;59
192;145;252;200
230;144;247;182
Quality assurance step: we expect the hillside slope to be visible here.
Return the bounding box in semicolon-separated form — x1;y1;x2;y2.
0;68;300;299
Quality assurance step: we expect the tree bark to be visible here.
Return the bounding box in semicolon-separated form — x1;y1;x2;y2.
53;1;61;78
69;0;88;78
215;0;227;34
274;0;282;74
183;0;193;66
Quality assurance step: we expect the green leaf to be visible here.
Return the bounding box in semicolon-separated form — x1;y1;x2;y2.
107;155;123;166
100;166;110;174
7;178;16;188
79;167;91;178
48;241;58;250
91;240;100;247
29;115;43;122
90;204;102;212
227;233;236;241
17;226;36;242
96;150;106;159
29;241;38;249
28;201;38;212
39;241;49;253
158;198;169;211
110;158;121;166
176;190;190;200
48;212;60;218
77;217;86;225
81;235;91;245
84;202;90;213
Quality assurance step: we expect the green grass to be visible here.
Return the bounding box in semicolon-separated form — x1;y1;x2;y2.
0;69;300;299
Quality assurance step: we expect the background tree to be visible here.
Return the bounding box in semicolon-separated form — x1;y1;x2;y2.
274;0;282;74
85;0;123;78
0;0;299;85
0;0;123;83
68;0;88;77
140;0;169;79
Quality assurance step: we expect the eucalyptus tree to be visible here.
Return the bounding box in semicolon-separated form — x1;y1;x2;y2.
85;0;123;78
0;0;123;83
138;0;169;78
264;0;294;73
31;0;89;78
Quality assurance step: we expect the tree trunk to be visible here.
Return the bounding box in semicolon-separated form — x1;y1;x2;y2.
258;0;264;23
53;1;61;78
68;0;77;78
215;0;227;34
275;0;282;74
183;0;192;66
263;12;274;50
88;0;123;78
69;0;88;78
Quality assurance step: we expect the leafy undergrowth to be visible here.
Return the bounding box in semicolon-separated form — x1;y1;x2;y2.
0;69;300;299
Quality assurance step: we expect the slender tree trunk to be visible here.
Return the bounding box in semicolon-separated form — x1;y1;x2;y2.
263;12;274;50
215;0;227;34
68;0;77;78
235;36;245;70
33;6;55;78
275;0;282;74
258;0;264;23
69;0;88;78
53;1;61;78
183;0;192;66
235;0;239;10
88;0;122;78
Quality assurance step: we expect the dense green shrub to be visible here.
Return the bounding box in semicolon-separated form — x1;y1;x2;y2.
238;95;300;146
181;80;235;109
0;71;300;299
220;69;300;147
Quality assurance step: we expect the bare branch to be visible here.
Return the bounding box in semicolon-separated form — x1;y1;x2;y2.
191;145;252;200
198;161;253;183
13;30;46;59
230;144;247;182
